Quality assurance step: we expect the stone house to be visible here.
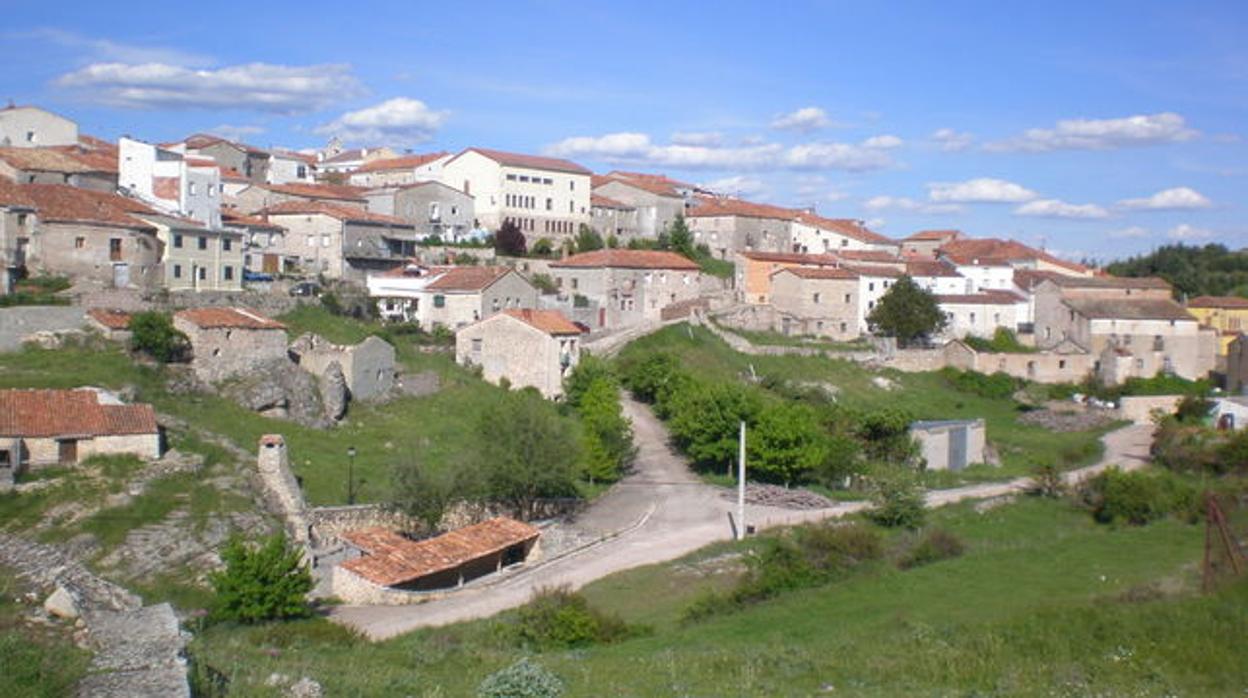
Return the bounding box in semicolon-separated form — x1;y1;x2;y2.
172;307;288;383
687;197;799;260
368;264;538;329
1186;296;1248;358
789;212;899;256
0;106;78;148
588;194;638;241
549;249;702;329
768;266;861;339
365;181;476;242
347;152;450;188
86;308;133;342
316;146;399;176
233;182;368;215
456;309;584;399
943;339;1093;384
0;179;35;294
900;229;962;259
0;147;116;191
141;213;244;292
938;237;1092;293
910;419;986;471
266;150;317;185
289;333;396;401
222;211;288;274
0;389;160;475
259;200;416;281
180;133;272;184
591;173;686;240
734;251;843;304
439;147;592;237
21;184;165;289
936;290;1029;339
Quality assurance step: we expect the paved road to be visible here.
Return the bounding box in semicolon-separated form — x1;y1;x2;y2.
330;405;1154;640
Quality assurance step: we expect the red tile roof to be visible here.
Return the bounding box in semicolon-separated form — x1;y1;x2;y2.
608;170;697;188
905;260;962;278
0;178;35;208
263;182;367;202
594;173;686;198
174;307;285;330
453;147;592;175
686;196;802;221
1036;274;1170;291
48;145;119;174
425;266;514;292
260;200;412;226
551;249;700;270
0;389;158;438
222;211;285;231
502;309;584;335
590;193;633;209
833;249;900;264
21;184;158;229
794;212;895;245
904;229;962;242
936;290;1026;305
341;517;541;587
844;263;904;278
1065;298;1194;321
0;147;99;174
772;266;859;280
1189;295;1248;309
354;152;448;173
86;309;133;330
940;238;1089;274
738;251;842;265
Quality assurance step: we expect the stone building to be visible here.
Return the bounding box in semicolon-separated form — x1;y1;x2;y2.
289;333;396;401
1186;296;1248;358
1228;334;1248;395
900;229;963;259
439;147;592;237
346;152;450;188
119;137;222;227
591;173;688;240
364;181;476;242
86;308;133;342
768;266;861;339
0;178;35;294
687;197;799;260
368;264;538;329
143;214;244;292
944;339;1093;384
456;308;584;399
588;193;638;241
936;290;1029;339
180;133;272;184
0;147;116;191
0;105;79;148
734;251;842;304
233;182;368;215
172;307;289;383
789;211;898;256
259;200;416;280
0;389;160;474
222;211;287;274
910;419;987;472
549;249;701;329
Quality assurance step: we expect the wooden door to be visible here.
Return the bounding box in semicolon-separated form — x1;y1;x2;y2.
263;254;279;274
58;439;78;464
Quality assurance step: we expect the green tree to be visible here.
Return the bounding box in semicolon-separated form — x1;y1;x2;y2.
575;224;604;252
866;275;947;347
866;467;926;529
563;354;615;408
495;220;527;256
667;381;762;470
391;456;463;532
668;215;696;259
209;533;313;623
473;391;581;519
576;377;635;484
747;402;829;486
621;352;684;406
531;238;555;257
129;311;188;363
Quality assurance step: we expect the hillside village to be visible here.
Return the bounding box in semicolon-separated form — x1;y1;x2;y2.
1;104;1247;696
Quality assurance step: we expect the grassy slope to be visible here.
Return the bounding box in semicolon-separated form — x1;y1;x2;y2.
187;497;1235;696
0;567;91;697
618;324;1114;482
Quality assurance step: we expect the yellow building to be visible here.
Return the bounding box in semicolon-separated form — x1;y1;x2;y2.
1187;296;1248;355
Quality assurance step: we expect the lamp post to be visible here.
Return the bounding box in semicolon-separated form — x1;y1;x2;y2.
346;446;357;505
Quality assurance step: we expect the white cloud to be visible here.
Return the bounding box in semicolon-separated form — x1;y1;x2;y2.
1014;199;1110;219
794;176;849;205
7;28;213;67
670;131;723;147
700;175;766;197
987;112;1199;152
208;124;264;142
544;132;897;172
770;107;833;133
865;217;887;230
862;134;903;149
315;98;448;146
862;196;963;215
1108;226;1151;239
1117;186;1212;211
927;178;1038;203
54;62;363;114
1168;223;1214;240
931;128;973;152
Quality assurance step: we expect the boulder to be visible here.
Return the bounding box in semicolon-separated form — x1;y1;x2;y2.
44;585;80;620
319;361;347;421
290;677;324;698
219;358;330;429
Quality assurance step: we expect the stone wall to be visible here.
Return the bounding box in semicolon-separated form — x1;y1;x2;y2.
943;341;1095;384
174;321;289;384
307;505;421;547
290;333;397;401
0;306;85;352
1115;395;1183;425
254;435;311;543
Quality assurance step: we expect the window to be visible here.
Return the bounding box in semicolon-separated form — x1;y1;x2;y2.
433;295;445;308
546;198;553;211
197;266;207;280
840;238;848;247
222;237;232;251
322;234;330;248
16;213;27;228
569;201;574;213
74;236;85;249
297;165;307;179
492;297;500;311
471;338;482;352
844;293;851;304
1059;359;1067;369
188;182;197;195
174;234;183;248
840;322;847;332
506;174;517;181
543;178;552;185
198;236;207;250
223;266;234;280
519;175;530;182
108;238;122;261
569;180;575;190
868;282;875;292
813;292;821;304
173;264;182;278
306;235;315;247
451;205;458;216
25;130;35;143
970;312;976;324
571;278;578;290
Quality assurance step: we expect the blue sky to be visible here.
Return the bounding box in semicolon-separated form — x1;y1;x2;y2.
2;0;1246;260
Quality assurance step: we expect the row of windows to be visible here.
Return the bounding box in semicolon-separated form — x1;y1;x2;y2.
505;174;555;185
306;234;332;248
173;234;233;252
186;182;219;197
545;220;574;235
811;293;854;304
172;264;234;281
506;194;540;210
504;217;536;232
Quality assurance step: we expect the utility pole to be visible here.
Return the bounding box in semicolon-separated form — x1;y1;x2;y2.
737;420;746;540
346;445;357;505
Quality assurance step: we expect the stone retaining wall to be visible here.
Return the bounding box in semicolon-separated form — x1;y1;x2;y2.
0;306;86;352
1116;395;1183;425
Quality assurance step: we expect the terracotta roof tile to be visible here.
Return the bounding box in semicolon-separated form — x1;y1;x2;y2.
341;517;541;587
940;238;1089;274
551;249;700;270
738;251;842;265
594;173;685;198
263;182;367;202
21;184;158;229
590;193;633;209
607;170;697;190
905;260;962;277
686;196;802;221
833;249;900;263
772;266;859;280
454;147;592;175
174;307;285;330
222;211;285;231
260;200;412;226
87;309;132;330
501;309;584;335
0;389;158;438
1189;295;1248;309
425;266;513;291
937;290;1026;305
0;178;35;208
0;147;97;174
354;152;448;173
1065;298;1195;321
843;263;904;278
904;229;962;242
794;212;895;245
1037;274;1170;290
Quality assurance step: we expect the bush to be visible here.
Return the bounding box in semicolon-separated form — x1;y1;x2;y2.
1174;395;1214;424
530;273;557;294
798;523;883;572
512;586;635;649
940;367;1019;399
962;327;1035;354
866;467;926;529
1079;467;1198;526
477;658;564;698
899;529;965;569
1029;461;1066;498
531;238;555;257
208;533;313;623
129;311;188;363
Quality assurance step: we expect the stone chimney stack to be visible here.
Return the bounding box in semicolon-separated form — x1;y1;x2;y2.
257;434;288;476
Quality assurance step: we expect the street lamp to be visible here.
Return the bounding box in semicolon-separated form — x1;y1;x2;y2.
346;446;357;505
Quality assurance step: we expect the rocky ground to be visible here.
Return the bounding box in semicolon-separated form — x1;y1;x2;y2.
720;483;837;510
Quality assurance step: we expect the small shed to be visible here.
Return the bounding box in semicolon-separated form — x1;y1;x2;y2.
1212;397;1248;431
910;418;987;471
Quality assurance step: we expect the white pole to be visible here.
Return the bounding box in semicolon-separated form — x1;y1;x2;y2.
737;420;746;540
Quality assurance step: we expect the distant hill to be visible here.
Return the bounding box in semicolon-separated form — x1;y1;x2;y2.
1106;243;1248;300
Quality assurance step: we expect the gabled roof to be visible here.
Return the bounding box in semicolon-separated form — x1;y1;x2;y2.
1189;295;1248;309
0;147;101;174
738;251;841;265
86;308;133;330
450;147;592;175
260;200;412;227
904;229;962;242
772;266;858;280
685;196;802;221
21;184;158;229
353;152;448;173
843;263;904;278
936;290;1026;305
222;211;284;231
794;212;895;246
501;309;584;335
607;170;697;190
1064;297;1195;321
940;237;1090;274
1012;269;1065;291
174;307;285;330
590;193;633;210
341;517;541;587
1035;274;1170;291
183;133;268;156
0;389;158;438
551;249;700;270
905;260;962;278
593;173;686;198
0;178;35;208
425;266;514;292
834;249;900;264
263;182;367;202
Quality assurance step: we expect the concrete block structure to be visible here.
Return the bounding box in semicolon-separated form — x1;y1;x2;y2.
0;388;160;471
173;307;288;383
456;309;584;399
910;419;986;471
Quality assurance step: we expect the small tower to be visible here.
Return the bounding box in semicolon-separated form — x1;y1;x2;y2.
257;434;288;476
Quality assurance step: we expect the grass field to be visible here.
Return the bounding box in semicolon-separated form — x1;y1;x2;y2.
0;567;91;697
187;495;1239;696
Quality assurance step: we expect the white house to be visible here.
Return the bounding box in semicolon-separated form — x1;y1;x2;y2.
367;263;538;329
0;106;79;148
118;137;222;227
790;212;899;255
439;148;591;236
937;290;1029;339
906;259;970;295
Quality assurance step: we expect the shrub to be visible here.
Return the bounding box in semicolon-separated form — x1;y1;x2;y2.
962;327;1035;354
512;586;634;649
208;533;313;623
621;352;683;404
1079;467;1198;526
530;272;558;294
129;311;188;363
531;238;555;257
1029;460;1066;498
1174;395;1214;424
940;367;1019;399
477;658;564;698
899;529;965;569
866;467;926;529
797;523;883;572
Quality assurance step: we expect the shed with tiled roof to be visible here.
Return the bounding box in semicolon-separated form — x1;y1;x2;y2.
173;308;289;383
0;388;160;471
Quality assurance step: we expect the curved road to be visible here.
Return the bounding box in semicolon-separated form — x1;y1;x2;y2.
330;400;1153;640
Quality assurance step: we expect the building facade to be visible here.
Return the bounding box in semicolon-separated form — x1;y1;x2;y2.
0;106;78;148
549;249;701;329
456;309;584;399
173;307;289;383
439;148;591;237
768;267;861;339
368;264;538;329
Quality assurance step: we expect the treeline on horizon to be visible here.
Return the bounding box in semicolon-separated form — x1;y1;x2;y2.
1105;243;1248;299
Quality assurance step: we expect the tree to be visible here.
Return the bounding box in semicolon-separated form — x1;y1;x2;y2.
562;354;615;408
865;467;926;529
747;402;830;486
391;456;463;532
129;311;188;363
495;220;527;257
620;352;683;406
531;238;555;257
575;224;604;252
209;533;313;623
668;215;696;259
576;377;635;484
866;275;947;348
473;391;581;519
666;381;762;470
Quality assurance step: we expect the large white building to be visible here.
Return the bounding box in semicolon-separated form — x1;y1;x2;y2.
118;138;222;227
439;148;591;238
0;106;78;148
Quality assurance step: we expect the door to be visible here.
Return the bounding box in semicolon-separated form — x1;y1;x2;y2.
947;426;968;471
263;254;279;274
58;439;78;464
112;263;130;288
